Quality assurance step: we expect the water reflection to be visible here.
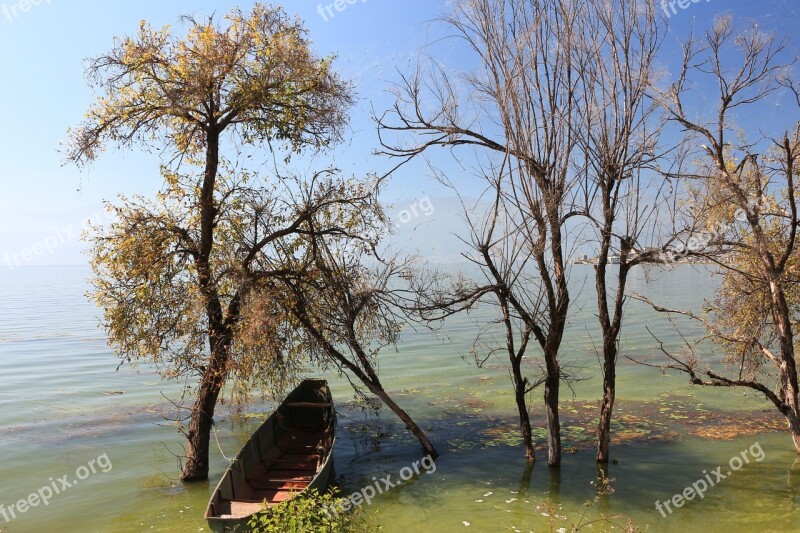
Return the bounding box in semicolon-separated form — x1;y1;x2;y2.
516;461;534;497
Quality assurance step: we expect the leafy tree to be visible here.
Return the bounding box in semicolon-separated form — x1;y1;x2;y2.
640;16;800;454
66;4;353;481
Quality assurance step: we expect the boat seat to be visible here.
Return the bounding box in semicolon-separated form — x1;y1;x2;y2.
245;453;318;489
284;402;332;408
251;489;297;503
279;460;317;468
265;470;314;482
216;499;265;519
276;433;326;450
216;489;300;519
252;480;310;491
271;452;319;462
277;430;328;445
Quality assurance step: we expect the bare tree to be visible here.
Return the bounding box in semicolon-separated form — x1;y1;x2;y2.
638;16;800;454
378;0;584;466
571;0;666;464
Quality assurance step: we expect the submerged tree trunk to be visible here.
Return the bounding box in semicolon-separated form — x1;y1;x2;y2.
353;341;439;459
289;303;439;460
780;366;800;455
594;235;614;464
771;276;800;455
511;363;535;461
596;358;616;463
788;411;800;454
595;239;631;464
544;355;561;466
544;209;569;468
369;384;439;459
182;342;229;481
595;306;623;464
344;346;439;460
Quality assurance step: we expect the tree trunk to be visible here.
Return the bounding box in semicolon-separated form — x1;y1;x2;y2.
182;124;225;482
782;382;800;455
769;277;800;455
594;227;612;464
788;410;800;455
544;356;561;466
369;384;439;459
545;207;567;468
594;236;629;464
512;362;535;461
791;421;800;455
596;341;617;463
289;305;439;460
596;376;615;463
181;345;228;481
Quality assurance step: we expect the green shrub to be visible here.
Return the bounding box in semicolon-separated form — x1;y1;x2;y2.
248;488;380;533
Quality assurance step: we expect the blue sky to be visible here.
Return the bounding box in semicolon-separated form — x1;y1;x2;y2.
0;1;452;210
0;0;796;265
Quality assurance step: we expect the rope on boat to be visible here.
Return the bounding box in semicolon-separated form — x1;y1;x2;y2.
212;422;235;465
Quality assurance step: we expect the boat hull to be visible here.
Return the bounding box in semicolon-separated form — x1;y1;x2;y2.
204;379;336;532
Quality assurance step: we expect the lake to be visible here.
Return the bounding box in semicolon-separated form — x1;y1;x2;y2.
0;264;797;532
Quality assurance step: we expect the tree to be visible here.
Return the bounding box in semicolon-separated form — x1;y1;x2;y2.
378;0;584;466
638;16;800;454
570;0;666;464
264;215;440;459
66;4;353;481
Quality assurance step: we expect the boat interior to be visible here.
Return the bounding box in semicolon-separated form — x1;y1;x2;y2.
207;381;334;520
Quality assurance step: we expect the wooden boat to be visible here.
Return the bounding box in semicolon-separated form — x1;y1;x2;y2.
204;379;336;532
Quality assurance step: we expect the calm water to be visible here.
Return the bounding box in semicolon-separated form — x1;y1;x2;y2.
0;265;798;532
